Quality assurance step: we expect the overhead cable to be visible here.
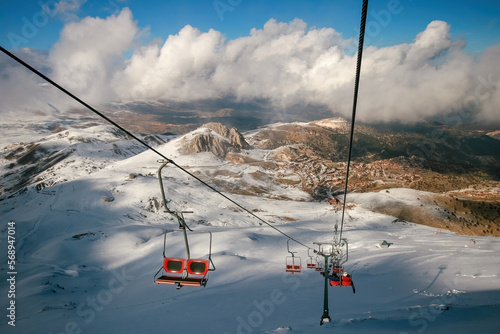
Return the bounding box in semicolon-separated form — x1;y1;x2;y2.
338;0;369;241
0;45;312;250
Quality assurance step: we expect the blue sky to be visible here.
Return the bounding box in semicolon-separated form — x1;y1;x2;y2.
1;0;499;53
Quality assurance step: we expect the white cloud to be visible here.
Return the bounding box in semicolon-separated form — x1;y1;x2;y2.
49;7;138;103
112;18;499;124
0;48;73;119
40;0;88;21
113;24;224;101
1;9;499;125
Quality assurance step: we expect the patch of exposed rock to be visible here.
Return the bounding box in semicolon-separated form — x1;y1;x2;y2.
183;123;249;157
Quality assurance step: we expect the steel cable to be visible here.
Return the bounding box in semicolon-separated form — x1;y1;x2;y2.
0;45;312;251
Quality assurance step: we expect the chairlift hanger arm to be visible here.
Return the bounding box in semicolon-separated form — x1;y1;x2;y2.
157;160;174;214
341;239;349;264
157;161;196;232
206;230;216;271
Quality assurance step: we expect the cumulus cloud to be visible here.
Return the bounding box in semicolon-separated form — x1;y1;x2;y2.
1;8;499;125
0;7;138;117
49;7;138;103
110;18;350;105
112;17;499;124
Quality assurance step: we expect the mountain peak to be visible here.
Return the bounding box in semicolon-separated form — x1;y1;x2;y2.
181;123;249;157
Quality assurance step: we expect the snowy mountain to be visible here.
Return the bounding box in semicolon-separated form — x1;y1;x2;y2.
1;120;500;333
0;124;171;196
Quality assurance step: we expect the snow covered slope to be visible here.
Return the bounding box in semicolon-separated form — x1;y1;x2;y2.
0;124;170;195
1;125;499;334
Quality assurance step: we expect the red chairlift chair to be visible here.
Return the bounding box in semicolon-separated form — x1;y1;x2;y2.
315;256;323;272
328;269;355;293
154;160;215;289
285;238;302;274
154;229;215;288
341;272;353;287
286;258;302;273
306;249;316;269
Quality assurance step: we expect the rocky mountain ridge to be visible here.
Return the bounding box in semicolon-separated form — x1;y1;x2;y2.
1;118;499;236
181;122;249;157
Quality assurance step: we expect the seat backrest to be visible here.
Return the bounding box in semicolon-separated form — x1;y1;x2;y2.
163;258;185;273
187;259;209;276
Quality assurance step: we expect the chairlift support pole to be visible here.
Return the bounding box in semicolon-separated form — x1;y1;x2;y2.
314;242;335;325
320;252;331;325
316;0;367;323
314;238;350;325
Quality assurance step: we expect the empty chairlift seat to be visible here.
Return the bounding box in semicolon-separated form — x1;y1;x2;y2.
306;249;316;269
285;259;302;273
286;264;302;272
154;163;215;289
155;257;209;287
315;259;323;272
285;238;302;274
306;258;316;269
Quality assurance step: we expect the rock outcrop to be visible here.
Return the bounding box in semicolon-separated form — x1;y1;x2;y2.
183;123;249;157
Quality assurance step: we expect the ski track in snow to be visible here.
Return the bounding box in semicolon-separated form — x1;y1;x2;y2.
0;124;499;334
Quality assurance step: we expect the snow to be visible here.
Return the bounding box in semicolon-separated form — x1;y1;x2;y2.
1;126;500;334
312;118;348;130
181;127;231;144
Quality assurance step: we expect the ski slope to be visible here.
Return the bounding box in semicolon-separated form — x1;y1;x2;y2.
1;127;500;334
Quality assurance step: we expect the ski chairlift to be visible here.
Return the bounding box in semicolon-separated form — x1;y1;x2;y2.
153;160;215;288
153;225;215;289
329;271;355;293
327;243;355;293
314;241;337;277
328;265;344;286
285;238;301;274
315;256;324;272
314;239;355;293
306;248;316;269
